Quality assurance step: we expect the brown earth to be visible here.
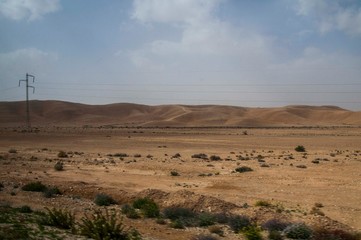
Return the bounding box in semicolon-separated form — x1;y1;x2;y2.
1;101;361;239
0;126;361;239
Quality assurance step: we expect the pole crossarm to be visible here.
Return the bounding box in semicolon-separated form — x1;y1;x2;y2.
18;73;36;129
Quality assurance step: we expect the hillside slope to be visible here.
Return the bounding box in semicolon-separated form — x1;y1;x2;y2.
1;100;360;127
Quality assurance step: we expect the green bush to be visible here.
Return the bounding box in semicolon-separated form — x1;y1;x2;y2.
78;209;139;240
197;213;216;227
21;181;47;192
295;145;306;152
133;198;159;218
121;204;140;219
283;223;312;239
170;219;185;229
40;207;75;230
94;193;116;206
242;226;263;240
235;166;253;173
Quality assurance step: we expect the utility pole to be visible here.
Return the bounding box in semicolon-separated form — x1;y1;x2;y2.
19;73;35;129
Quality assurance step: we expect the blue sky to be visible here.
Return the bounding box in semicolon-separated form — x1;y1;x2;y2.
1;0;361;110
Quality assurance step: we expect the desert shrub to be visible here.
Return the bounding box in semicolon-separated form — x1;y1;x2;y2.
146;154;153;159
235;166;253;173
133;154;141;158
209;155;222;161
213;212;229;224
228;215;251;233
261;218;289;231
283;223;312;239
208;225;224;236
21;181;47;192
296;165;307;169
121;204;140;219
314;202;324;208
94;193;116;206
170;219;185;229
57;150;68;158
133;198;159;218
268;230;284;240
8;148;17;153
295;145;306;152
192;153;208;159
312;228;361;240
197;212;216;227
40;207;75;230
310;207;325;216
172;153;181;158
43;187;62;198
255;200;272;207
18;205;32;213
54;161;64;171
191;234;219;240
156;218;167;225
170;171;180;176
242;226;263;240
163;207;196;220
0;183;4;191
78;209;139;240
114;153;128;157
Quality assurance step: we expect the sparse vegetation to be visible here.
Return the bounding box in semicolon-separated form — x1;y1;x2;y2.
295;145;306;152
40;207;75;230
78;209;140;240
133;197;159;218
21;181;47;192
261;218;290;231
94;193;116;206
242;226;263;240
209;155;222;161
192;153;208;159
57;150;68;158
8;148;17;153
228;215;251;233
43;186;62;198
235;166;253;173
54;161;64;171
170;170;180;176
283;223;312;239
121;204;140;219
255;200;272;207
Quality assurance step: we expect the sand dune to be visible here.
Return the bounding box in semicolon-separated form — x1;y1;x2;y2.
0;100;360;127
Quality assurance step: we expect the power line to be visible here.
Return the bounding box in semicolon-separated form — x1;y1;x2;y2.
18;73;35;129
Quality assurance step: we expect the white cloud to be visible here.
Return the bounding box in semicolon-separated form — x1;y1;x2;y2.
0;48;58;82
128;0;273;73
0;0;61;21
132;0;222;24
295;0;361;36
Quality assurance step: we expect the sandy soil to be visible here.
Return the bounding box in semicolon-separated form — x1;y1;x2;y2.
0;126;360;239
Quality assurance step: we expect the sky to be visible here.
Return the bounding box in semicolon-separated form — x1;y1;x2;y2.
0;0;361;110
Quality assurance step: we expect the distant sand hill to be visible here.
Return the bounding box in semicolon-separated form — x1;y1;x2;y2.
1;100;360;127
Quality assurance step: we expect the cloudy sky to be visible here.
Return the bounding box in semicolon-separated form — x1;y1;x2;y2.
1;0;361;110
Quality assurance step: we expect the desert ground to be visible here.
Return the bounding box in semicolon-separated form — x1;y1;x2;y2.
1;124;360;239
